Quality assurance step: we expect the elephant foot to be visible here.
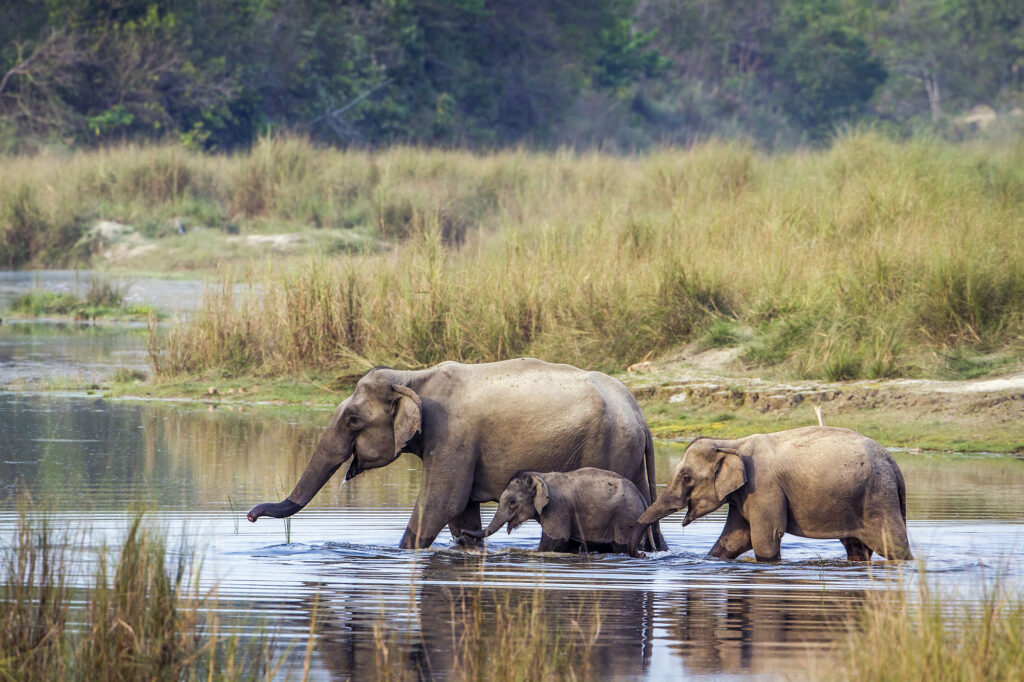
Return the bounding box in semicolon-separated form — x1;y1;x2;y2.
453;532;485;549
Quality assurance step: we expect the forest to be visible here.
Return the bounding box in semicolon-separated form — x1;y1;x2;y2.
2;0;1023;151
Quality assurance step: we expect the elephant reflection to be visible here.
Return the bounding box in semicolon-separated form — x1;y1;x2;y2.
659;581;866;675
288;552;654;680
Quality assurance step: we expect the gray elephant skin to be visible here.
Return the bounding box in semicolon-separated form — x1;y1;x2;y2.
247;358;667;551
631;426;912;561
461;468;650;555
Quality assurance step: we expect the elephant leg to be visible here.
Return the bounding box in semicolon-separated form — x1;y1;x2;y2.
709;504;753;560
400;469;471;550
859;520;913;561
840;537;873;561
448;501;483;548
749;496;787;562
538;533;573;553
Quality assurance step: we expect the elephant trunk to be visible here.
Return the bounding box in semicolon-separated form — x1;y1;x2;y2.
629;497;681;553
482;507;512;537
247;425;355;523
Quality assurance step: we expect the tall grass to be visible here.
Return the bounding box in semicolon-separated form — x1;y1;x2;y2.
0;509;271;680
143;132;1024;379
840;576;1024;681
371;585;601;681
4;132;1024;377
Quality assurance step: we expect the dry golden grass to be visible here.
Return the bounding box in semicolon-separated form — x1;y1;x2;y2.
148;133;1024;379
840;575;1024;681
0;507;273;680
4;132;1023;378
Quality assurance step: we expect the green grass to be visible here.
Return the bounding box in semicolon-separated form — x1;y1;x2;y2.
8;278;159;320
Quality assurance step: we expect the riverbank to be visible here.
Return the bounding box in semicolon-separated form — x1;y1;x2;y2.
11;360;1018;454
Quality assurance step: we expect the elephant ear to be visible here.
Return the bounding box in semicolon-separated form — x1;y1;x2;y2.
531;476;550;516
714;449;746;502
391;384;422;457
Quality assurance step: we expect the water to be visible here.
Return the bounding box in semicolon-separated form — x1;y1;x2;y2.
0;270;243;386
2;393;1022;680
2;271;1023;679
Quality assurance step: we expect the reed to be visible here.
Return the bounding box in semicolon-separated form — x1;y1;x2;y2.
154;134;1024;379
3;132;1024;378
840;575;1024;681
0;507;273;680
370;585;601;681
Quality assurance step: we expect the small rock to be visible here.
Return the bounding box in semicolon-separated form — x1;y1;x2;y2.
208;386;218;395
668;392;688;404
627;361;655;374
227;388;235;395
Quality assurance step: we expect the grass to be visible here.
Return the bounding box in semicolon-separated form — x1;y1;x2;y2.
0;506;273;680
4;132;1023;379
126;132;1024;381
7;277;158;321
371;585;601;681
840;574;1024;681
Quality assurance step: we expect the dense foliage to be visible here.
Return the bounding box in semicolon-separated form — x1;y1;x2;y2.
2;0;1022;150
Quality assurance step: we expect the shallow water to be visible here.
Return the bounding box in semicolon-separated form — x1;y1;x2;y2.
2;393;1023;680
0;270;251;386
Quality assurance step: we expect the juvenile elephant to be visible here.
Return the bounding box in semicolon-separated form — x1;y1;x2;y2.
461;468;650;555
630;426;912;562
247;359;667;551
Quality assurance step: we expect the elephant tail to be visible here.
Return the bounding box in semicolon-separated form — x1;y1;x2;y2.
644;427;658;506
895;463;907;522
642;426;668;551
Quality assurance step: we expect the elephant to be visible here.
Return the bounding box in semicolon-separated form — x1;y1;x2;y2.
247;358;667;551
461;468;650;555
630;426;912;562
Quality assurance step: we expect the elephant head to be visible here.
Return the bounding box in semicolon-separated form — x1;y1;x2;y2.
629;439;745;551
461;473;548;539
247;369;422;522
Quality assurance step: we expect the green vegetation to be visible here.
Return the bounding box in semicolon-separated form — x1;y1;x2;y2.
138;133;1024;382
0;509;272;680
840;575;1024;681
7;278;157;320
3;1;1022;151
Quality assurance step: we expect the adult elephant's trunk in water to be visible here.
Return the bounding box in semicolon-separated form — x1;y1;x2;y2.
247;424;355;522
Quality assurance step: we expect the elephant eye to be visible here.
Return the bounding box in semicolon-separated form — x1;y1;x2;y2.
681;473;691;483
344;413;363;430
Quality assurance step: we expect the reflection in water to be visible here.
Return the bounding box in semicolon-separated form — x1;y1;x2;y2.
282;552;654;681
0;322;150;385
2;393;1023;679
658;584;862;675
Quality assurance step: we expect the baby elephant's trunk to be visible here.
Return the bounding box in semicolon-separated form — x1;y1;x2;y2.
460;507;510;540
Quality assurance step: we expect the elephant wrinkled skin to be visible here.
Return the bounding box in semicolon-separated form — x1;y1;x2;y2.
248;358;666;551
631;426;912;562
462;468;650;556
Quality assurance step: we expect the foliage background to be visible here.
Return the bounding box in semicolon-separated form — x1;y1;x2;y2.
2;0;1023;151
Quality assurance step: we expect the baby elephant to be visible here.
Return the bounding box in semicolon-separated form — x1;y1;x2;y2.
630;426;913;562
461;468;650;556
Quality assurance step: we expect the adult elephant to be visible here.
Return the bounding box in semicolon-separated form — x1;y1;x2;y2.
247;358;667;551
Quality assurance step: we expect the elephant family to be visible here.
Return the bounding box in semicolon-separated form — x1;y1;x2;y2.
631;426;912;561
461;468;650;555
248;358;667;551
